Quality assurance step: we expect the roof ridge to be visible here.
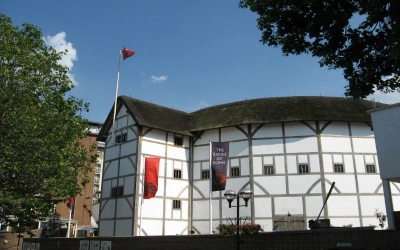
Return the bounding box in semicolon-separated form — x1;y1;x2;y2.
120;95;191;115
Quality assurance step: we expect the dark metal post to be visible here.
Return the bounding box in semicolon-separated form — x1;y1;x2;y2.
224;189;252;250
316;182;335;221
236;194;240;250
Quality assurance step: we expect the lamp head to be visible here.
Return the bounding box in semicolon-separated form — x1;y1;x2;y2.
239;188;253;207
224;190;236;208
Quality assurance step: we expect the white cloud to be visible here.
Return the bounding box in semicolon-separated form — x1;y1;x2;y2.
43;32;78;86
367;90;400;105
151;75;168;83
67;73;77;87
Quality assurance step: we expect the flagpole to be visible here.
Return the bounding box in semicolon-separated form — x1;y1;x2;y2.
209;140;212;234
111;49;122;146
67;207;72;237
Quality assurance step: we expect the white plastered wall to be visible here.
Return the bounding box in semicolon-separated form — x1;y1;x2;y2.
137;128;190;236
99;104;138;236
192;120;388;233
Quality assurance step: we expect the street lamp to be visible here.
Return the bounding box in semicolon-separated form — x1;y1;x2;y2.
224;188;253;250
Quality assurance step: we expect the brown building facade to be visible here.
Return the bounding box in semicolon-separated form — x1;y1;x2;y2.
55;121;103;237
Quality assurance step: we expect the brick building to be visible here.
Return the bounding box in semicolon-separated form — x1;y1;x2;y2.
55;121;104;237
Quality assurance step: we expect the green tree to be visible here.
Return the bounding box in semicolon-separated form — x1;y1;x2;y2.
0;14;97;236
239;0;400;99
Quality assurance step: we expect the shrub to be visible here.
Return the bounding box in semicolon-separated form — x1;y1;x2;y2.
239;223;261;235
216;224;236;235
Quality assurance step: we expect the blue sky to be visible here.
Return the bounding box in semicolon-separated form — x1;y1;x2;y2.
3;1;400;123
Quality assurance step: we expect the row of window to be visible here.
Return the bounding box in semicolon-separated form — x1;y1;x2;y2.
199;164;376;179
109;164;376;186
115;133;184;146
110;164;376;192
110;186;182;209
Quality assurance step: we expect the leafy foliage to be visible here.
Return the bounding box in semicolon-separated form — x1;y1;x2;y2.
374;209;387;229
239;223;262;235
239;0;400;98
0;14;97;235
216;222;262;235
216;223;236;235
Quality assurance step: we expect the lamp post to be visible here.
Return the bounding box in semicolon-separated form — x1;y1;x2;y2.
224;188;253;250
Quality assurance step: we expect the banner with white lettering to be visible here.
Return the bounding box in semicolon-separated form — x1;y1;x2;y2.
211;142;229;191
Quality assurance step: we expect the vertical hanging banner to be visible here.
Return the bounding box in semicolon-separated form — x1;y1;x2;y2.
211;142;229;191
144;157;160;199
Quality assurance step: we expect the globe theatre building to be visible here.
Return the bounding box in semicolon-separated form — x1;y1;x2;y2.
96;96;399;236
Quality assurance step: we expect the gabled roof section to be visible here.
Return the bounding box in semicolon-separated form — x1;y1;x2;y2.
189;96;386;131
98;95;387;141
97;96;192;141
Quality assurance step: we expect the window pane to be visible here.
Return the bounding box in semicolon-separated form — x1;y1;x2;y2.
231;167;240;177
366;164;376;173
264;165;274;175
174;135;183;146
298;164;309;174
174;170;182;179
122;133;127;142
334;164;344;173
173;200;181;209
111;186;124;197
202;170;210;179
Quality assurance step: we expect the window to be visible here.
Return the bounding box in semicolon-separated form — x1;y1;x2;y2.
173;200;181;209
115;133;127;143
111;186;124;197
174;169;182;179
334;164;344;173
94;177;99;183
174;135;183;146
298;164;309;174
202;170;210;179
264;165;274;175
366;164;376;173
115;135;121;143
231;167;240;177
121;133;127;142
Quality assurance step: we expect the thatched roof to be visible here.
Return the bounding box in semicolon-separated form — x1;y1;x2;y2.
97;96;387;141
190;96;386;131
98;96;193;140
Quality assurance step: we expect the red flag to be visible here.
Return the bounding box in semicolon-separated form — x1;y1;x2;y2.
122;47;135;60
144;157;160;199
67;197;74;209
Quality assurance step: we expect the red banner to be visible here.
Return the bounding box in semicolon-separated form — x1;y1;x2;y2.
144;157;160;199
